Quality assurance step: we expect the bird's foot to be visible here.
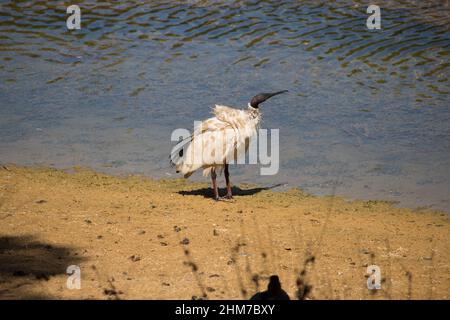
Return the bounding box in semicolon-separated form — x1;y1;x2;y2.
213;194;233;201
219;194;234;201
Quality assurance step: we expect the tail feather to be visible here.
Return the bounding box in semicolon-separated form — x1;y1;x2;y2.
169;136;193;167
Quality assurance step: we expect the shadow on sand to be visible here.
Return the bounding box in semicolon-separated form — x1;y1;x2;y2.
250;275;290;300
178;183;285;199
0;235;85;299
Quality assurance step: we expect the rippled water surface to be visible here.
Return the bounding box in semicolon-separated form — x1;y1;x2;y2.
0;1;449;211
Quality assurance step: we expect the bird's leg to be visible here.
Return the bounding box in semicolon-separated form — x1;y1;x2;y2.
224;164;233;199
211;167;219;200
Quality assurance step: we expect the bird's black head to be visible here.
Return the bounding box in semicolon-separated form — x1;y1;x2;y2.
250;90;288;108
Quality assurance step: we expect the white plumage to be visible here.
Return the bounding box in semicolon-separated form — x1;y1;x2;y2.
170;103;260;178
170;91;287;200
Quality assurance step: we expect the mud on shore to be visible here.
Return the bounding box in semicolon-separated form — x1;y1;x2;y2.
0;165;448;299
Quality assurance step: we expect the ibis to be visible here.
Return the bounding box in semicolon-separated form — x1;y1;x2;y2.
170;91;288;200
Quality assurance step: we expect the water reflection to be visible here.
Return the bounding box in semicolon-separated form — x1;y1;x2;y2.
0;1;449;211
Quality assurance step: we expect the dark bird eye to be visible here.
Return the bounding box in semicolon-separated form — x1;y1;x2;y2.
179;149;183;157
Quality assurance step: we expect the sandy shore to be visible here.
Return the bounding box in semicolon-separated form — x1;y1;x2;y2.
0;165;448;300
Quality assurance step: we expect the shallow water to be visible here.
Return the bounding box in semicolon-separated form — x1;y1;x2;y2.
0;1;449;211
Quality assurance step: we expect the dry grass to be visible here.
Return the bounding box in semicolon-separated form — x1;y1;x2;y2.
0;165;448;299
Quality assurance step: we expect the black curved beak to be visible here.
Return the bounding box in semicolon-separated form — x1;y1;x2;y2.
250;90;288;108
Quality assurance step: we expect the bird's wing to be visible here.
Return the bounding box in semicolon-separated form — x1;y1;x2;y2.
170;115;234;177
212;104;247;129
212;104;260;167
169;115;227;167
171;105;257;178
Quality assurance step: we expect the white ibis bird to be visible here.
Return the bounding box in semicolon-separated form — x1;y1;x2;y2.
170;91;288;200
